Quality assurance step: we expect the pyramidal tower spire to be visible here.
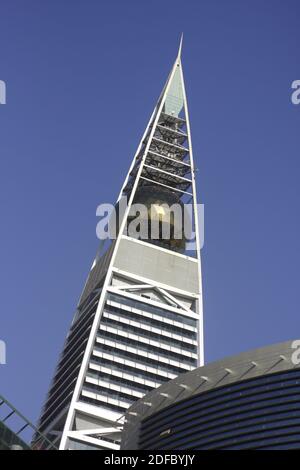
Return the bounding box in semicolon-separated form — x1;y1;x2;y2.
33;39;204;451
177;32;183;60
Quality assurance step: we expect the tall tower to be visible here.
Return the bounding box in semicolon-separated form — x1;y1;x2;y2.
33;38;204;450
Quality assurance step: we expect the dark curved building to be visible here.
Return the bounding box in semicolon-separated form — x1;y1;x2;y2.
121;340;300;450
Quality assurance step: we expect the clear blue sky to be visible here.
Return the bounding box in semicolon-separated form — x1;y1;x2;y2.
0;0;300;425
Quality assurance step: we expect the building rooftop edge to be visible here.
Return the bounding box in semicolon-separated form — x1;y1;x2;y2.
121;338;300;448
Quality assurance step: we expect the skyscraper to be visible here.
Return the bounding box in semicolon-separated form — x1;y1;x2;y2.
33;38;204;450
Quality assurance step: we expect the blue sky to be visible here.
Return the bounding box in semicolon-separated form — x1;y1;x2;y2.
0;0;300;425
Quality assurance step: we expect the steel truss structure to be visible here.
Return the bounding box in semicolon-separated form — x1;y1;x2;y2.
33;37;204;450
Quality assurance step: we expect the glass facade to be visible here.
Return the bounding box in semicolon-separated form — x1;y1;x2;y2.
79;292;198;415
34;277;199;449
139;369;300;450
32;288;101;448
